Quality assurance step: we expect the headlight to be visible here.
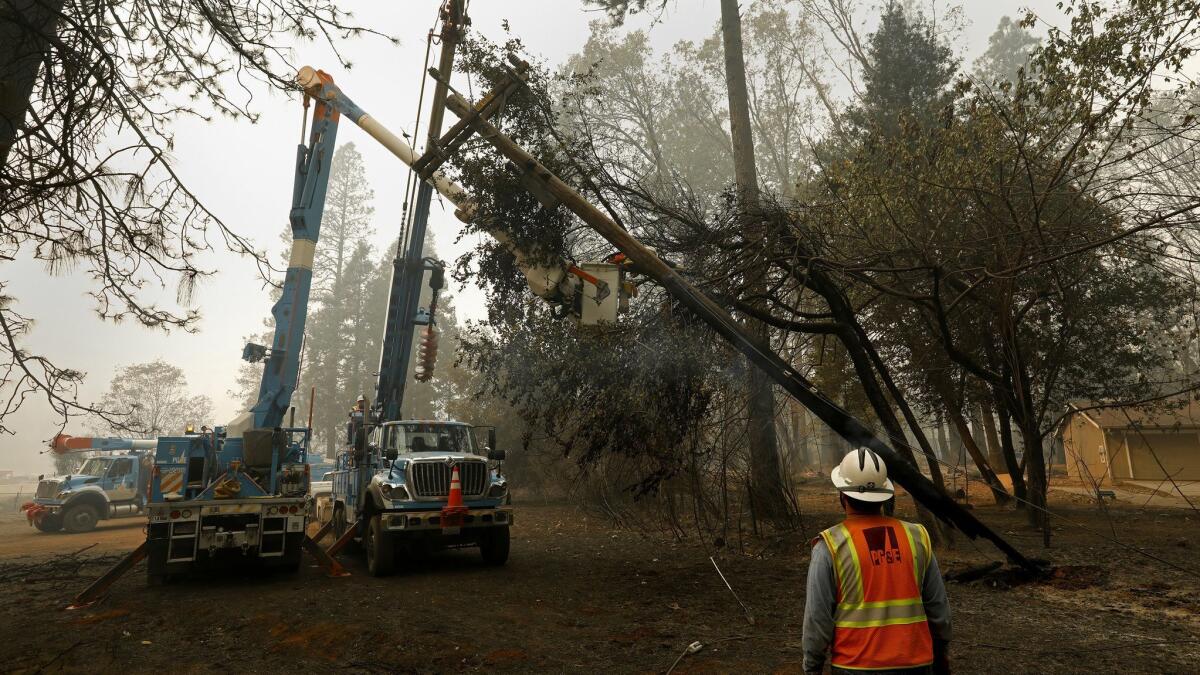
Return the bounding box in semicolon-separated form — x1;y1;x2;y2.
488;481;508;499
379;484;410;501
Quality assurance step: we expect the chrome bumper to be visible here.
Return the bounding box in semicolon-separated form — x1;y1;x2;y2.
382;507;512;532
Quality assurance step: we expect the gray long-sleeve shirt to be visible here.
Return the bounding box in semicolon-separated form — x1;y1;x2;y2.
802;532;951;674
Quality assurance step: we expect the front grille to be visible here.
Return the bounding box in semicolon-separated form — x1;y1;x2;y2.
36;480;60;499
410;461;487;499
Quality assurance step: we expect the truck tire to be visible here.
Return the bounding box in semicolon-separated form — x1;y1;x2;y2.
480;526;510;566
365;515;395;577
333;503;346;539
62;504;99;533
34;513;63;533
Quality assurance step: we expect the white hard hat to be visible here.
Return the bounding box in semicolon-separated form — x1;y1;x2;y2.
831;448;895;502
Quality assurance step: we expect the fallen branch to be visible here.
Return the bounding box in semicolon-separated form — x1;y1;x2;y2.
0;544;124;584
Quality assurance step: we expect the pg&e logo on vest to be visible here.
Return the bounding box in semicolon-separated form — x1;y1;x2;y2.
863;525;903;566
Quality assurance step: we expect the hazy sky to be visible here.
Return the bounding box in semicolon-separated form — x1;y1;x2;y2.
2;0;1061;474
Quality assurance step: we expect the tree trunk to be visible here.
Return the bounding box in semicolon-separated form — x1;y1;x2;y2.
789;401;812;470
820;407;843;473
968;409;987;465
993;391;1028;504
944;399;1010;505
0;0;65;171
935;417;950;462
1022;421;1050;543
1011;362;1050;540
849;320;947;490
719;0;787;522
979;399;1006;474
947;414;964;466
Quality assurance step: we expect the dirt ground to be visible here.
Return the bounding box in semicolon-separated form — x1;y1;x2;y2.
1;488;1198;674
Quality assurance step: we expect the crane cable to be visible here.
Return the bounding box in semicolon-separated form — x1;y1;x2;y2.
399;4;443;258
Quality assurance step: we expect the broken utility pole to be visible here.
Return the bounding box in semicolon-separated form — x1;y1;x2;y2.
441;88;1041;574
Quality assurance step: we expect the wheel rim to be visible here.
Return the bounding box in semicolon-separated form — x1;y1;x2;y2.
69;509;92;529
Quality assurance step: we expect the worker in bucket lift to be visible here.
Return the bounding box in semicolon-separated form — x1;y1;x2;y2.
345;395;367;446
803;448;951;675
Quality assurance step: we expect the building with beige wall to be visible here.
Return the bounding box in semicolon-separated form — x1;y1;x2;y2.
1059;402;1200;486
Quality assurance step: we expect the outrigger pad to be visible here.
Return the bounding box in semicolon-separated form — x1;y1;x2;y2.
67;541;148;610
302;534;350;578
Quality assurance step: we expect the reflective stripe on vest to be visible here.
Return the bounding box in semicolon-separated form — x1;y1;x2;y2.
819;516;934;669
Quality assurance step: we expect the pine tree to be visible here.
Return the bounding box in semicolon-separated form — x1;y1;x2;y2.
313;142;376;300
973;16;1040;86
289;142;378;457
847;2;957;138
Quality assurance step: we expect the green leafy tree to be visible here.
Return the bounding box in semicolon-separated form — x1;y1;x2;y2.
809;0;1200;530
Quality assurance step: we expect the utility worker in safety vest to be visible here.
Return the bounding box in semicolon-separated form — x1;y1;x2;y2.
803;449;951;674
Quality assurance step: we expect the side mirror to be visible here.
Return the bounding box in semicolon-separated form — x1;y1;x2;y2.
487;449;506;462
385;447;398;462
487;429;497;453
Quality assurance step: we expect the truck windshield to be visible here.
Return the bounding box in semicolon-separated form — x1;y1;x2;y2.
387;423;476;454
76;458;109;476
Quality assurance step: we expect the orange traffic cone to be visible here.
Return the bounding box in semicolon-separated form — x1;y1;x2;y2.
441;464;468;528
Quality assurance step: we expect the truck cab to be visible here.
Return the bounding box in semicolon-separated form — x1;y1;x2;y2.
329;419;511;576
27;452;151;533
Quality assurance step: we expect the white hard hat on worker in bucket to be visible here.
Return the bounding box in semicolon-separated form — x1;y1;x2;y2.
831;448;895;502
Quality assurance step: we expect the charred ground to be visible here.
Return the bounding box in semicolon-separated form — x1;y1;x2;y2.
1;487;1198;674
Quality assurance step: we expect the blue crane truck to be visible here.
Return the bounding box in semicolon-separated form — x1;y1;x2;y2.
307;3;520;576
303;1;626;577
23;435;157;533
67;67;351;601
133;70;369;583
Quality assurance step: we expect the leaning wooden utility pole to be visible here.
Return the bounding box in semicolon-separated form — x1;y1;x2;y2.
717;0;789;522
442;90;1040;573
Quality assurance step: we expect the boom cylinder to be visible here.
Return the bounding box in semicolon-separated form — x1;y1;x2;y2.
51;434;156;454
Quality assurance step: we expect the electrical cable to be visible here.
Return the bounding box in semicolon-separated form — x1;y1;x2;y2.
398;4;443;258
877;422;1200;579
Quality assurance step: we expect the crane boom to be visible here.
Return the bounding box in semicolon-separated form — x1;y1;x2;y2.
296;62;582;422
237;68;342;433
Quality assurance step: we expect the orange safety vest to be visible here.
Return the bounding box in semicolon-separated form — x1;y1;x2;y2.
817;515;934;671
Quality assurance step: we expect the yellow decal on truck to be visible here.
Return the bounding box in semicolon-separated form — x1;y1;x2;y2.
160;470;184;495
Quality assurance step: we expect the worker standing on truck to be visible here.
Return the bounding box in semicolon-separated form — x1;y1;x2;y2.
803;449;951;675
